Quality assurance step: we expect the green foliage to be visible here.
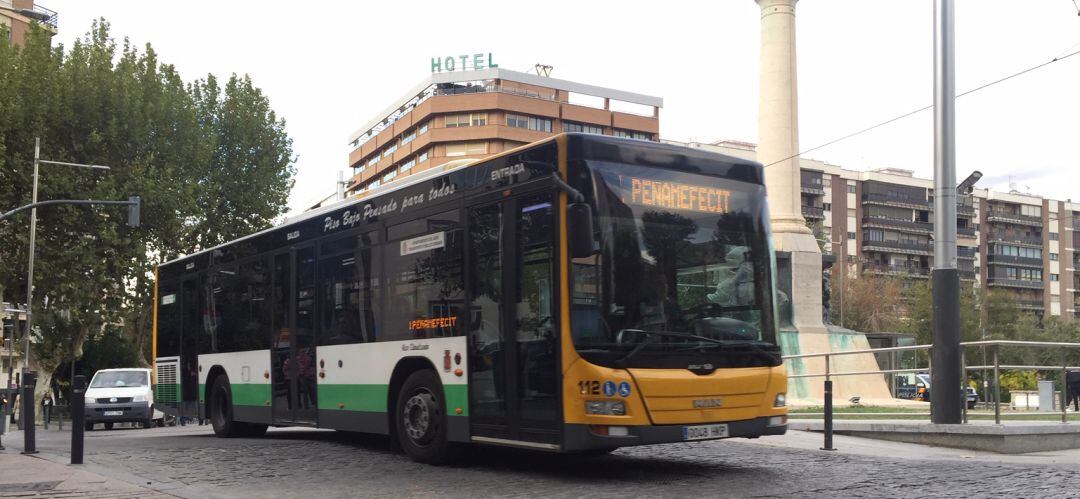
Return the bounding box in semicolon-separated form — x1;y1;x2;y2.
999;370;1037;391
0;21;295;380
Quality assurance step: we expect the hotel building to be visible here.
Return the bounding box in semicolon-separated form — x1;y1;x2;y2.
344;67;661;196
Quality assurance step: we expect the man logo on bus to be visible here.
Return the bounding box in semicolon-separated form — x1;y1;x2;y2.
602;381;617;397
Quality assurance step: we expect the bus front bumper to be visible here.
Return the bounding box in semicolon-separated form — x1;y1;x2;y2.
563;416;787;452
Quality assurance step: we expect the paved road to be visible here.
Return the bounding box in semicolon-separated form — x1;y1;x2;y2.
6;424;1080;498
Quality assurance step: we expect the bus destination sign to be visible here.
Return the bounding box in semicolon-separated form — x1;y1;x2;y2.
627;177;732;214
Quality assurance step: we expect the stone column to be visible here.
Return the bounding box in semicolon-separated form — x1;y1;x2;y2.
755;0;822;328
756;0;810;238
754;0;893;404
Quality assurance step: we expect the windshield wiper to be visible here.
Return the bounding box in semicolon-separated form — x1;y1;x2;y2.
613;329;725;367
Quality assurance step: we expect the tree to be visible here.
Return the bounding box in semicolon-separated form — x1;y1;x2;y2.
830;271;906;332
0;21;295;402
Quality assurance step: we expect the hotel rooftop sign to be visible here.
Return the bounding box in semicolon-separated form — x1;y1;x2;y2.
432;53;498;73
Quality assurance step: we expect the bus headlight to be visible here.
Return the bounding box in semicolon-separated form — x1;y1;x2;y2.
585;400;626;416
773;393;787;407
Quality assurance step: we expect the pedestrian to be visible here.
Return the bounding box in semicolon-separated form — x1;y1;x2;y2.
41;392;53;429
1067;369;1080;412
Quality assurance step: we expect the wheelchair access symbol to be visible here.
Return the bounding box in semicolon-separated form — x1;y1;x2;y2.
618;381;632;397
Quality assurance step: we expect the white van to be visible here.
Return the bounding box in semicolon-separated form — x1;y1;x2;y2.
84;368;164;430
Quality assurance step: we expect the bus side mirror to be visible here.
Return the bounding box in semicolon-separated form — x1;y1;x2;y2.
568;203;595;258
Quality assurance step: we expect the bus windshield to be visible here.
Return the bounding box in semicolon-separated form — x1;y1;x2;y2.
571;161;781;370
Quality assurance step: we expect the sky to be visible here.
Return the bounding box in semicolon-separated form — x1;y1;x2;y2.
43;0;1080;215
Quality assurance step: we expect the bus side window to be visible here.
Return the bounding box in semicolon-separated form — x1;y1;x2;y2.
383;212;464;341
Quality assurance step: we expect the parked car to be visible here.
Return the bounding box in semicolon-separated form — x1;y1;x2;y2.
84;368;165;430
899;373;977;409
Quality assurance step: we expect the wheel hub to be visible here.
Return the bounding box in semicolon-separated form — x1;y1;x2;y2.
403;391;436;443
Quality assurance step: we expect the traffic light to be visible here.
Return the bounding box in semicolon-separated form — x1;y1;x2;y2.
127;195;141;228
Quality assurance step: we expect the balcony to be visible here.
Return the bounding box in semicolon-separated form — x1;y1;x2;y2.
800;182;825;195
862;192;929;210
861;216;933;234
862;239;932;256
986;278;1044;290
986;212;1043;227
957;226;977;237
959;269;977;280
987;235;1043;248
987;253;1044;269
801;205;825;219
868;264;930;278
957;204;975;217
958;247;977;259
1017;299;1046;310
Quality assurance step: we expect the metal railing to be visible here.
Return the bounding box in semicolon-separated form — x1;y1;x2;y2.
783;339;1080;450
801;205;824;218
861;239;932;254
861;217;933;233
861;193;930;208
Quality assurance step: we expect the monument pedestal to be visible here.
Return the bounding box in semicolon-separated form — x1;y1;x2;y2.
773;232;893;405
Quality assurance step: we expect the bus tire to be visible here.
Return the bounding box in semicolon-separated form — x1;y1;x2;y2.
209;375;242;438
395;370;453;464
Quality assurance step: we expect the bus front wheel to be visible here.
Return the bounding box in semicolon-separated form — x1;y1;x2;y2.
396;370;453;464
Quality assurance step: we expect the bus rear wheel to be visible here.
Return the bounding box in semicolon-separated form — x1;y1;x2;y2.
210;375;267;438
396;370;453;464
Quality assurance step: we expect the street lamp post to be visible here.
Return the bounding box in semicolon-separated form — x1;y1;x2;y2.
21;137;111;375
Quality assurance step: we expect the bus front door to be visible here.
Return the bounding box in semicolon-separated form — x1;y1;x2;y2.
468;191;561;448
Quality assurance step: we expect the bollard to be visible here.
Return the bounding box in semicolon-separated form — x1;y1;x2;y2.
21;371;37;455
71;375;86;465
820;379;836;451
0;390;7;451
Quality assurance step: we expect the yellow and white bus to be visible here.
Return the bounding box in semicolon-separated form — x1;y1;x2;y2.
153;133;788;463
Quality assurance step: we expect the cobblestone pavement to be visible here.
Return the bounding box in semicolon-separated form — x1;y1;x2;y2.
7;424;1080;498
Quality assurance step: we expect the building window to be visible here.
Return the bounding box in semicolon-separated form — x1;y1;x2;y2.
400;157;416;173
418;150;429;163
1052;274;1060;281
564;122;603;134
506;114;552;132
1051;253;1059;261
506;114;528;128
847;185;856;194
400;129;417;146
1021;205;1040;217
445;113;487;128
823;203;832;211
383;143;397;158
445;142;488;157
848;232;857;240
614;129;651;141
369;179;381;189
1050;232;1059;241
383;168;398;182
847;208;856;218
418;122;429;135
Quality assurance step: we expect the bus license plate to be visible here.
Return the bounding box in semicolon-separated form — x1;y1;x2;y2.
103;411;123;416
682;424;729;441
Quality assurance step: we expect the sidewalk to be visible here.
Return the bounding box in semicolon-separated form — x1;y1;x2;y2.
0;450;169;498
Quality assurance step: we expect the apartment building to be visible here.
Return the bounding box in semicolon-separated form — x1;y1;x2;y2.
669;139;1079;322
344;67;661;196
0;0;57;45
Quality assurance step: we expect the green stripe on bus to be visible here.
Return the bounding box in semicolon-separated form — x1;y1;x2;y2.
198;383;270;407
318;384;390;412
317;384;469;416
444;384;468;416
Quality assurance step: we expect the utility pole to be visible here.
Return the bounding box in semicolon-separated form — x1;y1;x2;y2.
931;0;962;424
24;138;40;376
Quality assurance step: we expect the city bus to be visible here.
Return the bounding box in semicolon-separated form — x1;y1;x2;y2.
152;133;788;463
